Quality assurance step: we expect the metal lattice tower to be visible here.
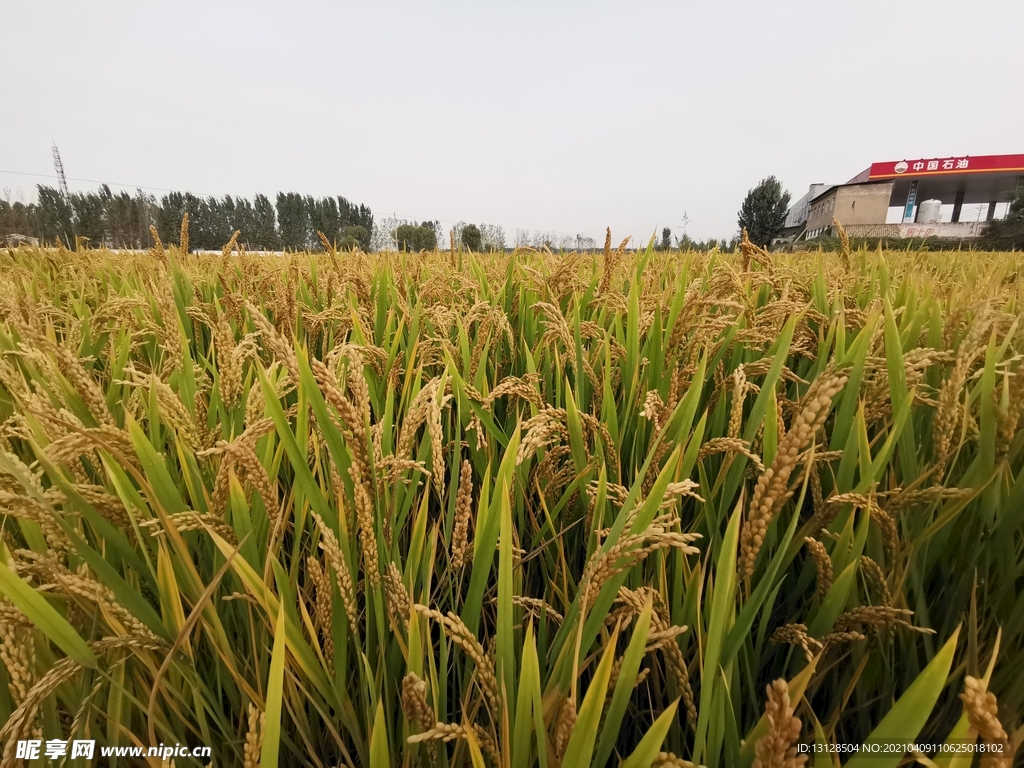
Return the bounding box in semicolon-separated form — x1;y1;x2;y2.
52;143;69;199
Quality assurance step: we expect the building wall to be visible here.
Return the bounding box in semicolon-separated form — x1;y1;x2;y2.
805;182;893;238
834;182;893;227
845;222;985;239
805;189;838;238
784;183;830;229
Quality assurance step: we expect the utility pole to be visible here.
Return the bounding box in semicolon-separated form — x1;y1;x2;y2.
52;143;69;199
52;143;74;248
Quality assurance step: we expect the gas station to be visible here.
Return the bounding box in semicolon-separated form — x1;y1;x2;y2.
785;153;1024;241
857;153;1024;225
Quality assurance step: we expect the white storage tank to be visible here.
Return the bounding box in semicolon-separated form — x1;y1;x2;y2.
918;199;942;224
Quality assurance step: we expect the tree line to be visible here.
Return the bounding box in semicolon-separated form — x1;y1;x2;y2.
2;177;811;254
385;219;510;253
0;185;373;252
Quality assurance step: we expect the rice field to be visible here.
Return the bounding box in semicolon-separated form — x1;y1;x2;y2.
0;231;1021;767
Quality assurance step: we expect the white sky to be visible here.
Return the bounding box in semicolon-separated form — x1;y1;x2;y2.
2;0;1022;244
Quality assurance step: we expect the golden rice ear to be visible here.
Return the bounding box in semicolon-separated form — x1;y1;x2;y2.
242;703;266;768
451;459;474;569
149;226;166;264
752;679;807;768
740;373;848;578
179;211;189;254
316;230;335;257
960;677;1012;764
222;230;241;259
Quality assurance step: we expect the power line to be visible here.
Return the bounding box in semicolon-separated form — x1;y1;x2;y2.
0;168;191;195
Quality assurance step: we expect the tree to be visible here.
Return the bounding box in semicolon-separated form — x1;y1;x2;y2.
737;176;791;248
17;201;39;239
661;227;672;250
0;199;15;239
980;186;1024;250
158;192;187;246
338;226;368;251
276;193;309;251
395;222;437;252
104;189;139;248
216;195;236;245
252;194;278;251
309;197;341;249
460;224;482;252
35;186;74;246
1;199;39;240
428;221;447;251
338;197;373;249
419;221;445;251
480;223;506;252
70;191;105;245
232;197;255;244
1;183;372;253
181;195;219;251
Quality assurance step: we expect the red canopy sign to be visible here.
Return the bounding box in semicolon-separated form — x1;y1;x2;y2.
869;154;1024;179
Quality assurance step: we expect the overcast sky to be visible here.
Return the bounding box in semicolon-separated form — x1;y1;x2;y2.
2;1;1022;244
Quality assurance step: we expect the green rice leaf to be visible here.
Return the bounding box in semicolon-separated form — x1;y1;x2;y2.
844;626;961;768
0;559;98;669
